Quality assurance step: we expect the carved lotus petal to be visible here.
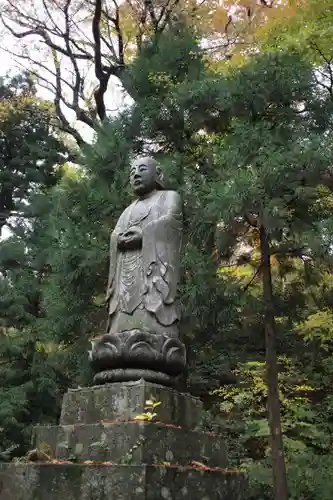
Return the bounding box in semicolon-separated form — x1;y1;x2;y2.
126;330;155;349
104;342;120;355
129;340;156;355
162;337;186;368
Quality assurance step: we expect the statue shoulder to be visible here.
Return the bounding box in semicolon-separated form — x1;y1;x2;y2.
119;201;136;218
161;190;181;209
113;201;135;232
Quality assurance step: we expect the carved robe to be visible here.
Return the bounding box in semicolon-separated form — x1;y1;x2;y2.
106;190;182;337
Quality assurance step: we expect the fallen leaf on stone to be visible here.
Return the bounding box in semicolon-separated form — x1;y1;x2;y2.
189;462;242;473
51;459;72;464
190;460;208;470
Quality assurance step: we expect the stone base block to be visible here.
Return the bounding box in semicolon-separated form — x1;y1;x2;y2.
0;463;247;500
60;380;202;430
33;421;227;467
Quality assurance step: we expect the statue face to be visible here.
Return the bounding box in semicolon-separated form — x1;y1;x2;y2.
130;157;158;195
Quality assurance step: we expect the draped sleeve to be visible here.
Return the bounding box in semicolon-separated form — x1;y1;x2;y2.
105;207;131;302
142;191;182;326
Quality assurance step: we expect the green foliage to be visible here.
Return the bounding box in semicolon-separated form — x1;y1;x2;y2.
38;120;133;350
261;0;333;65
0;72;67;234
1;19;333;500
207;258;333;497
0;73;70;460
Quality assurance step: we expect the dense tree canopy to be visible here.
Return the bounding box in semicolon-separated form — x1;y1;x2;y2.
0;73;70;458
0;73;68;235
0;0;292;144
1;4;333;500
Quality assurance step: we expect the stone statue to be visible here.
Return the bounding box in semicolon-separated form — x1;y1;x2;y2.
89;156;186;387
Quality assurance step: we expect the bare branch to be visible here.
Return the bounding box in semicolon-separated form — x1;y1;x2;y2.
242;263;263;292
42;0;63;36
112;0;124;67
158;0;180;33
144;0;158;29
0;2;102;138
0;44;74;94
314;71;333;100
156;0;172;25
0;0;184;138
124;0;148;50
100;2;118;59
62;0;86;117
92;0;103;79
51;48;90;143
2;22;87;61
91;0;107;119
91;0;125;120
310;41;333;99
0;45;83;143
1;0;267;141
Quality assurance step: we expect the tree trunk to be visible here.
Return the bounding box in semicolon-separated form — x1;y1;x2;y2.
259;224;288;500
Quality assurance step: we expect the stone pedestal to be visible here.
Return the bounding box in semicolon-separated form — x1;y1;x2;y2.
0;381;247;499
89;331;187;387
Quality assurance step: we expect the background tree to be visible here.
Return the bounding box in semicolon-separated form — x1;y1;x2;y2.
0;72;69;459
0;0;288;144
0;72;68;236
126;31;333;498
1;11;333;500
204;51;333;499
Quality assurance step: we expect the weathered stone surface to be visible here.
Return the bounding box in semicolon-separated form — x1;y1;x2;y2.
1;382;248;499
60;380;202;430
0;464;247;500
90;331;186;387
93;156;185;387
33;421;227;467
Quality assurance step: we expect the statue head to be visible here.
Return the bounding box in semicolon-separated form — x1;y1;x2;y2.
130;156;164;196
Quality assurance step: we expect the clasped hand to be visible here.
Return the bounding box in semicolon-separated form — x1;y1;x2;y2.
118;226;142;250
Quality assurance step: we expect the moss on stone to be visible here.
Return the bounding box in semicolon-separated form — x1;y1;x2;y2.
0;463;247;499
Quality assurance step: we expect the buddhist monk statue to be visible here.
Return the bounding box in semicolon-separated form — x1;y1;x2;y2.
89;156;186;387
